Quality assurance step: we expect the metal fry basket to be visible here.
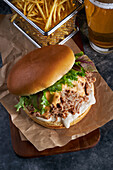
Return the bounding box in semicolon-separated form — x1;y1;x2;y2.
3;0;84;47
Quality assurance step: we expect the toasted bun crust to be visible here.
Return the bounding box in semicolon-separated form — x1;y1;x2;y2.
24;105;91;129
7;45;75;96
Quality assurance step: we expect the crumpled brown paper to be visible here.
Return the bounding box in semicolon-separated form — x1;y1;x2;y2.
0;15;113;151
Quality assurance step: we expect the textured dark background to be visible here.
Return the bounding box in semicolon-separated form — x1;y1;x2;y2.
0;0;113;170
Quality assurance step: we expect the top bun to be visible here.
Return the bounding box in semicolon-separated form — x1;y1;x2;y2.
7;45;75;96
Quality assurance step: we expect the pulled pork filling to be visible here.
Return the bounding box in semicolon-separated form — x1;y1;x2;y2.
28;72;96;122
50;90;89;121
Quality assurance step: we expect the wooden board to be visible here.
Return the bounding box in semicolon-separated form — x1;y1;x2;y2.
9;115;100;158
9;31;100;157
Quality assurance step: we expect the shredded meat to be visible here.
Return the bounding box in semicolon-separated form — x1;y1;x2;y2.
28;72;96;120
50;90;88;119
85;72;96;95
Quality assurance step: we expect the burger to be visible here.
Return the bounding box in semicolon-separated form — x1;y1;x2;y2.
7;45;96;129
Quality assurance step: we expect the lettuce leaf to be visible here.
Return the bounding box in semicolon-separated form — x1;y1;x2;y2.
40;91;50;114
15;96;31;111
75;52;98;72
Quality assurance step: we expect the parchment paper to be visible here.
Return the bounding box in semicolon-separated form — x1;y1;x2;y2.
0;15;113;151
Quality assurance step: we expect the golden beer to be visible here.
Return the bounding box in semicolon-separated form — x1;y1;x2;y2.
84;0;113;53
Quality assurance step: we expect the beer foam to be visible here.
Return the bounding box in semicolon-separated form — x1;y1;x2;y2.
89;0;113;9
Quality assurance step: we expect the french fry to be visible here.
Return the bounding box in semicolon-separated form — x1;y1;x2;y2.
67;0;71;9
60;4;65;11
27;13;37;17
35;17;43;21
11;13;18;22
59;0;67;6
27;3;34;11
27;17;44;24
28;4;36;14
53;5;57;23
34;7;39;14
17;2;23;10
23;2;28;16
36;1;46;20
44;0;48;17
58;5;61;21
45;0;57;31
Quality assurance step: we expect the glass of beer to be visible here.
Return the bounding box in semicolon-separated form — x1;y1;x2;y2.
84;0;113;54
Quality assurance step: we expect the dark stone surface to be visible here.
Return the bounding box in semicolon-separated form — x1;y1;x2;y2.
0;1;113;170
0;0;11;14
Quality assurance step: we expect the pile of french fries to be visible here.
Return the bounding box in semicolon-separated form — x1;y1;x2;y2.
11;0;75;31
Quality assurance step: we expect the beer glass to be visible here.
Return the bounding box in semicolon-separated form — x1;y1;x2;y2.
84;0;113;54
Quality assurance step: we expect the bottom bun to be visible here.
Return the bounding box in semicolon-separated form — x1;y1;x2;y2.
24;105;91;129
